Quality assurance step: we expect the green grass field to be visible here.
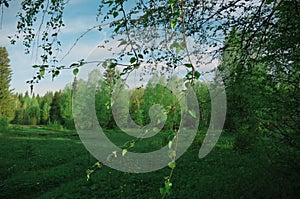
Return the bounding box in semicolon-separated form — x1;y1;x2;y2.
0;126;299;198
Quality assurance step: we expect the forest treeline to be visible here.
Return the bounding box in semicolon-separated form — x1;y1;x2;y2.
7;70;211;132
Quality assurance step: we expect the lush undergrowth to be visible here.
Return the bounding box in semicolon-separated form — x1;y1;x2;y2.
0;125;299;198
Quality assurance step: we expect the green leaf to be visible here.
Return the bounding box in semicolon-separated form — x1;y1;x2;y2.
109;62;117;68
54;70;60;77
113;11;119;18
78;59;85;66
56;65;64;70
86;169;93;181
138;54;143;59
165;181;172;194
188;110;197;118
171;18;177;30
133;63;140;69
95;162;102;168
168;140;172;149
70;63;79;68
184;63;193;68
168;161;176;169
165;181;172;189
39;68;45;76
73;68;79;76
130;57;136;63
122;149;127;157
185;71;193;79
194;71;201;79
129;141;135;148
112;151;117;157
4;1;9;7
153;127;159;133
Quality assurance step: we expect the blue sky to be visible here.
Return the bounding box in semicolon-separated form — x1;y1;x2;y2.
0;0;220;95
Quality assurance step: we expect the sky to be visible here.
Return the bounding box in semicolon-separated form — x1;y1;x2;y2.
0;0;108;95
0;0;219;96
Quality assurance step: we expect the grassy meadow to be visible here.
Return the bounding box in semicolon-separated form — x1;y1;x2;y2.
0;125;299;198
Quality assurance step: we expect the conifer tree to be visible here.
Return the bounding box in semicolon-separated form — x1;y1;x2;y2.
0;46;14;120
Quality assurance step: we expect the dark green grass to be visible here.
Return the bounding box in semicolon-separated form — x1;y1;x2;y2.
0;126;299;198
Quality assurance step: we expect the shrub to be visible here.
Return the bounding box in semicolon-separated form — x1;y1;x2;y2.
63;119;75;129
47;120;64;130
0;117;9;133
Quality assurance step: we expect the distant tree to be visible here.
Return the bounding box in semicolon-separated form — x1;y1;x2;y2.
41;102;51;124
50;91;63;124
27;97;40;125
95;80;114;129
0;46;14;121
60;85;74;129
21;91;31;124
42;91;54;105
129;88;145;126
73;79;96;129
99;67;121;129
192;82;211;128
140;76;180;131
103;66;120;95
12;94;23;124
